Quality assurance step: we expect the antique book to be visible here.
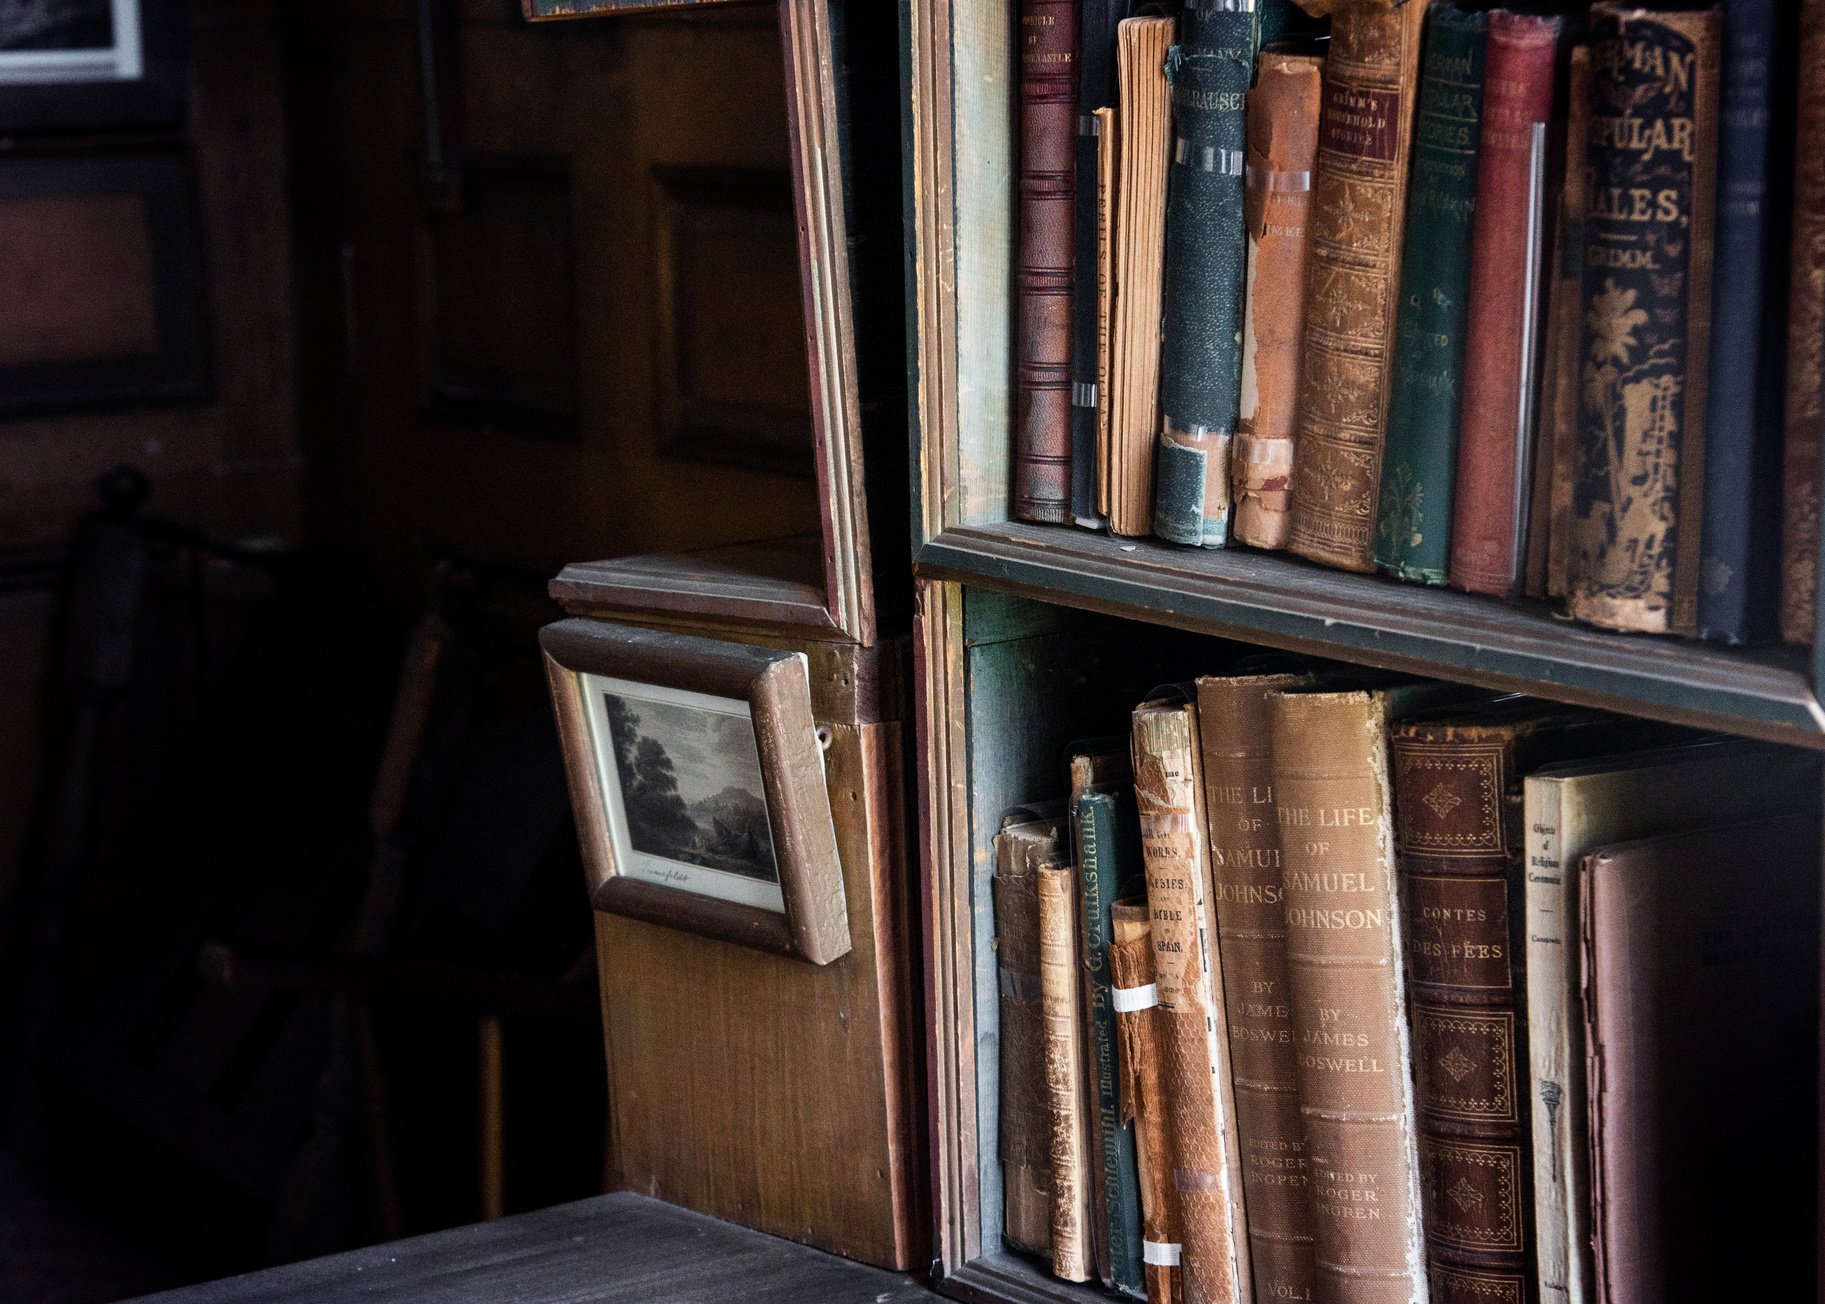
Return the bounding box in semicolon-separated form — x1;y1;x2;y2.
1074;781;1147;1295
1583;816;1819;1302
1155;0;1256;548
1108;16;1177;536
1233;47;1325;551
1096;104;1119;519
1373;3;1488;584
1193;674;1318;1304
1110;900;1185;1304
1038;859;1094;1281
1014;0;1079;523
1286;0;1433;572
1521;738;1813;1304
1070;0;1133;529
1390;705;1652;1304
1780;0;1825;643
1269;686;1432;1304
1696;0;1795;643
1130;696;1252;1304
1449;10;1564;598
992;815;1059;1257
1566;4;1721;635
1538;45;1591;600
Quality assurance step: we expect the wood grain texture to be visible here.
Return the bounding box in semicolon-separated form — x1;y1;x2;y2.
119;1192;938;1303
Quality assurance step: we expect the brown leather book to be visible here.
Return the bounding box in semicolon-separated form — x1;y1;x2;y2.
1038;859;1094;1281
1095;104;1118;520
1269;688;1429;1304
1286;0;1433;572
1111;900;1186;1304
1131;697;1252;1304
1540;45;1591;601
1014;0;1079;523
1234;51;1325;552
1108;16;1175;537
1449;11;1562;598
992;816;1058;1257
1781;0;1825;642
1581;814;1819;1303
1193;674;1319;1304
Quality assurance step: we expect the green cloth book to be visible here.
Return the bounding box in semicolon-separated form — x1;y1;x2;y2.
1373;2;1487;583
1073;786;1146;1297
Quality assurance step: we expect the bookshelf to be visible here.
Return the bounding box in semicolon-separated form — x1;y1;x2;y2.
901;1;1825;1302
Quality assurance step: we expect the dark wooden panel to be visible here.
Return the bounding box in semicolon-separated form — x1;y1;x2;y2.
119;1191;939;1303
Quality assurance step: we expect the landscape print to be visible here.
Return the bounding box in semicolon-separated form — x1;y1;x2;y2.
600;688;779;884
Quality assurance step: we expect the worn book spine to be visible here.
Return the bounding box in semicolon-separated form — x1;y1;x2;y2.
1567;4;1721;635
1110;902;1185;1304
1780;0;1825;643
1286;0;1434;573
1097;104;1119;521
1391;720;1538;1304
1110;16;1177;536
1078;790;1147;1296
1540;46;1592;600
993;831;1053;1256
1269;689;1428;1304
1014;0;1079;523
1072;0;1131;529
1449;10;1563;598
1234;50;1325;551
1039;861;1094;1281
1697;0;1794;643
1194;675;1318;1304
1155;0;1256;548
1373;3;1488;584
1131;702;1251;1304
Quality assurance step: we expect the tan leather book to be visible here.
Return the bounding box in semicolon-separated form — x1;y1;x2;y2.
1269;688;1428;1304
1193;674;1319;1304
1038;859;1094;1282
1131;697;1252;1304
1286;0;1433;572
1540;44;1591;601
1096;104;1118;520
1111;901;1185;1304
1781;0;1825;642
992;816;1058;1258
1108;16;1175;537
1234;51;1325;552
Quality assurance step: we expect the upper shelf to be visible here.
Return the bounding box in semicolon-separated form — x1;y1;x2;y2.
914;521;1825;749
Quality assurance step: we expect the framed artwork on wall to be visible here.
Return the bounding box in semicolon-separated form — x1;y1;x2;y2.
0;0;185;130
541;618;850;964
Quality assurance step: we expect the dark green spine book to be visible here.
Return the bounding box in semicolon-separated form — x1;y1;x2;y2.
1373;3;1487;583
1074;787;1146;1297
1153;0;1255;547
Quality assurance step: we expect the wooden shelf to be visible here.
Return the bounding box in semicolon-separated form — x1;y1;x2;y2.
915;521;1825;749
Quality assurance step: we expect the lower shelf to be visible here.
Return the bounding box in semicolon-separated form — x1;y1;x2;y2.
938;1253;1119;1304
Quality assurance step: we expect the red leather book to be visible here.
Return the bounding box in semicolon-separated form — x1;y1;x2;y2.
1014;0;1079;523
1448;10;1563;596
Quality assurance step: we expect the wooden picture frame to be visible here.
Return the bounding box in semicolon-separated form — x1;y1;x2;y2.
538;0;878;647
0;0;185;131
541;618;850;964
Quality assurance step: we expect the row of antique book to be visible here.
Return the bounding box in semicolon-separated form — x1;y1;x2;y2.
991;672;1819;1304
1012;0;1825;643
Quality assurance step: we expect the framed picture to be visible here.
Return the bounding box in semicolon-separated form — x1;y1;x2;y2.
0;0;184;130
541;618;850;964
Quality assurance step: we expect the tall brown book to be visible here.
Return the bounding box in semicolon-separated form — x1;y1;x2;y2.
1582;815;1819;1302
1131;696;1252;1304
992;815;1060;1257
1540;45;1592;601
1781;0;1825;642
1013;0;1079;523
1193;674;1318;1304
1269;687;1430;1304
1038;860;1093;1281
1286;0;1433;572
1111;900;1186;1304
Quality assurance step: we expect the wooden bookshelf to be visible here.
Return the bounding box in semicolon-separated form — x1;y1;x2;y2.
902;1;1825;1301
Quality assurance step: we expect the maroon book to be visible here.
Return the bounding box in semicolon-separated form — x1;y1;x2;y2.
1449;10;1563;596
1013;0;1078;523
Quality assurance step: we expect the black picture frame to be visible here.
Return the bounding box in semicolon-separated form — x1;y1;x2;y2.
0;150;208;419
0;0;186;131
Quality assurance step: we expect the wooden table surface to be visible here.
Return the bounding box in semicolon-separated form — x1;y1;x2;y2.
121;1192;941;1304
